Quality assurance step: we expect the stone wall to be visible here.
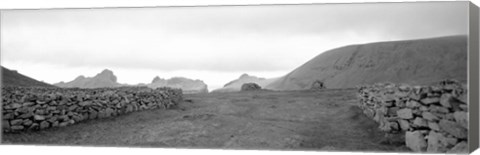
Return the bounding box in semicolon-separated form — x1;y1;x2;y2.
2;86;183;132
357;80;468;153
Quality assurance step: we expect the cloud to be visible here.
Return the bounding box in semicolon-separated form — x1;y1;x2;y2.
1;2;468;74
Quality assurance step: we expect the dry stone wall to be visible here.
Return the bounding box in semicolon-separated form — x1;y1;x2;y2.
2;86;182;132
357;80;468;153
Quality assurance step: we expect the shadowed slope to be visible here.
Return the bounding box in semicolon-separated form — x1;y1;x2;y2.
1;66;56;88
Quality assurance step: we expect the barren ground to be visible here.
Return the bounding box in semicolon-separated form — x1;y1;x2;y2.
2;89;409;152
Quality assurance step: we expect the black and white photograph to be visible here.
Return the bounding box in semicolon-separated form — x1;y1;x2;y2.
0;1;478;154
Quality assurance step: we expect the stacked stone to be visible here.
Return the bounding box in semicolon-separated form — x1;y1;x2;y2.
2;86;183;133
357;80;468;153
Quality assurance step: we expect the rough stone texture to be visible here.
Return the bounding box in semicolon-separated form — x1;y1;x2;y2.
427;131;448;153
240;83;262;91
2;86;183;132
420;97;440;105
397;109;413;119
447;141;468;153
439;119;468;139
439;94;453;108
422;112;439;121
428;122;440;131
405;131;427;152
398;119;410;131
310;80;325;90
453;111;468;129
357;80;468;153
413;117;428;128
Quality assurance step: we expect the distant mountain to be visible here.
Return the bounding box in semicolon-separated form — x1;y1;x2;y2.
211;73;278;93
265;35;467;90
1;66;56;88
147;76;208;94
55;69;121;88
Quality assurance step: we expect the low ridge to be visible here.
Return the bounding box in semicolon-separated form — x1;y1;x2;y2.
1;66;56;88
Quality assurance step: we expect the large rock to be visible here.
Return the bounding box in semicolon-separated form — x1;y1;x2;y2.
241;83;262;91
310;80;325;90
447;141;468;153
426;131;448;152
453;111;468;129
405;131;427;152
439;119;467;139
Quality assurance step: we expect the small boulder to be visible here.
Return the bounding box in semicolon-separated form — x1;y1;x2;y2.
453;111;468;129
422;112;439;121
34;115;46;121
10;119;23;126
11;125;24;131
310;80;325;90
2;121;10;129
398;119;410;131
439;94;452;108
241;83;262;91
397;109;413;119
420;97;440;105
39;121;50;129
413;117;428;127
405;131;427;152
406;100;420;108
428;122;441;131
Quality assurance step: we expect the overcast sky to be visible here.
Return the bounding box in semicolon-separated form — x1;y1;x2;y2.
1;2;468;90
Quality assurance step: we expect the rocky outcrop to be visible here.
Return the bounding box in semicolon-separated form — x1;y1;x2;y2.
2;66;56;88
241;83;262;91
54;69;121;88
310;80;325;90
147;76;208;94
357;80;468;153
266;35;467;90
212;74;277;93
2;86;183;132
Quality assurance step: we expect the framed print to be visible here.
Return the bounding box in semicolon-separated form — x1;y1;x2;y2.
1;1;479;154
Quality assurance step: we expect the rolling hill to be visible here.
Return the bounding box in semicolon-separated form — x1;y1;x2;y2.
1;66;56;87
265;35;467;90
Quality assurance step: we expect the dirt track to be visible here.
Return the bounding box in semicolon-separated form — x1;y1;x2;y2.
2;89;409;152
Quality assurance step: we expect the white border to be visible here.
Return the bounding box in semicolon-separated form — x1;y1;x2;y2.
0;1;478;155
